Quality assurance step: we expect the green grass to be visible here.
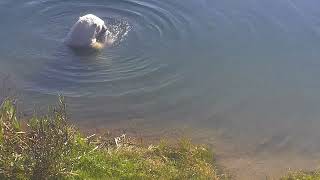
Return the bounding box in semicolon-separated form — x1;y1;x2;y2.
0;97;223;180
281;171;320;180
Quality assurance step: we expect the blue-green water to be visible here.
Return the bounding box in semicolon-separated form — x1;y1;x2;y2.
1;0;320;156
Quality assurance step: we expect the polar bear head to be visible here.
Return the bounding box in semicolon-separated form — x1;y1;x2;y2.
65;14;108;50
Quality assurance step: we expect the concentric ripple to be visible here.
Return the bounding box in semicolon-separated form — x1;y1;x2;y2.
6;0;195;97
4;0;320;166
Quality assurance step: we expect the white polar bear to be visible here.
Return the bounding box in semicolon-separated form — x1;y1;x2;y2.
65;14;108;49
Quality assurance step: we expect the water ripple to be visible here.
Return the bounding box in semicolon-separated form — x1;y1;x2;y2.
17;0;193;97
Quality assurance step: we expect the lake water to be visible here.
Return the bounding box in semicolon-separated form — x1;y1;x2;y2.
2;0;320;171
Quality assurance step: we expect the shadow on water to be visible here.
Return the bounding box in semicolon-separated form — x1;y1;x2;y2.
69;47;103;57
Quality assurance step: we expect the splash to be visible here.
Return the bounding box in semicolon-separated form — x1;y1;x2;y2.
104;18;131;47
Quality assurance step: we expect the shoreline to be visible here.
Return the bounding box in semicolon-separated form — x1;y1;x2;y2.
76;120;320;179
1;96;320;179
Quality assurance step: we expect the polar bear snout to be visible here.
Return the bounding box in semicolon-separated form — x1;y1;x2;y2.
96;25;108;43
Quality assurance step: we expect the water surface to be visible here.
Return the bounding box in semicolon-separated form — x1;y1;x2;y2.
1;0;320;163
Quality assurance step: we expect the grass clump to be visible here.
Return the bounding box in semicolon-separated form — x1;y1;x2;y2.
74;139;220;180
0;97;222;180
281;171;320;180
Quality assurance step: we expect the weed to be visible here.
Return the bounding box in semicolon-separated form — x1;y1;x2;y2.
0;97;222;180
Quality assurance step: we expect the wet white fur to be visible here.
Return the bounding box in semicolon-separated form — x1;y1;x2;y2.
65;14;107;48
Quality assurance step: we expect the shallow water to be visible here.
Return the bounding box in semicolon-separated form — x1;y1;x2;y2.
2;0;320;159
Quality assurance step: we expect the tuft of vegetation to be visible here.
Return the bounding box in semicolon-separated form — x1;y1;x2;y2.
0;96;223;180
281;171;320;180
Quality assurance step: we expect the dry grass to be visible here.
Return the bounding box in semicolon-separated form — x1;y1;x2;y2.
281;171;320;180
0;96;223;180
